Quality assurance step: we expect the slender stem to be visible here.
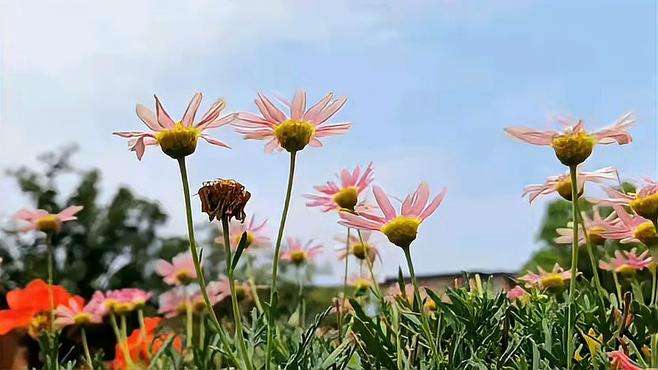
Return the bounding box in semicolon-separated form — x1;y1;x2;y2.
613;272;623;306
652;333;658;368
80;326;93;370
246;258;263;313
298;266;306;328
402;246;440;365
338;228;350;339
266;151;297;369
177;158;222;331
577;216;603;296
137;308;146;342
356;229;382;297
186;301;194;349
651;267;657;306
222;216;254;370
566;165;580;370
110;313;133;368
199;312;206;346
45;234;58;369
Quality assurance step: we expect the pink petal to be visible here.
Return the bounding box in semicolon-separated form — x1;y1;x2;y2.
312;96;347;124
290;90;306;120
181;93;203;127
504;127;556;146
419;187;447;221
256;93;287;123
154;95;175;128
57;205;83;221
136;104;161;131
201;135;230;149
303;92;334;122
338;211;382;230
372;186;396;220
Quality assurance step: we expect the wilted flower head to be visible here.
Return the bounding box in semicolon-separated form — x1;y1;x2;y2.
91;288;152;315
522;167;618;203
280;238;323;266
554;206;615;246
217;215;270;251
339;183;447;249
603;178;658;220
305;163;374;212
14;206;83;234
600;205;657;245
234;90;350;153
518;264;573;290
155;252;197;286
113;93;234;160
599;248;653;276
198;179;251;222
337;231;380;263
54;297;102;328
607;348;642;370
505;112;634;166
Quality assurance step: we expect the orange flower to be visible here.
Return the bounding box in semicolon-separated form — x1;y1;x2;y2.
0;279;80;336
112;317;181;369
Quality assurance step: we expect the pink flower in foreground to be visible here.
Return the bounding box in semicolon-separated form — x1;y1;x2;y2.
222;215;270;251
13;206;83;234
339;183;447;248
280;238;323;265
336;230;380;263
506;286;529;302
607;348;642;370
155;252;197;286
518;264;573;289
599;248;653;275
601;205;657;245
554;206;616;246
305;163;374;212
54;297;102;328
91;288;152;315
522;167;618;204
158;287;188;318
505;112;634;166
603;178;658;220
233;90;350;153
113;93;234;160
207;276;251;303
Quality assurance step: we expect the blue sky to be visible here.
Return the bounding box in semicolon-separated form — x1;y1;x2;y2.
1;1;656;283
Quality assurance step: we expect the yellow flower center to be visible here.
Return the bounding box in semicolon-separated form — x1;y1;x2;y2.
381;216;420;248
290;250;307;265
155;122;201;159
350;243;369;260
73;313;94;326
333;187;359;211
540;273;565;289
174;270;195;285
551;132;595;166
634;221;658;245
273;119;315;152
630;192;658;220
353;278;371;293
28;314;50;338
112;302;135;315
588;226;606;246
555;178;583;201
616;263;636;276
35;215;62;233
424;299;437;312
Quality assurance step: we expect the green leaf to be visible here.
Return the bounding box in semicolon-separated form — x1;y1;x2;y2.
231;231;249;270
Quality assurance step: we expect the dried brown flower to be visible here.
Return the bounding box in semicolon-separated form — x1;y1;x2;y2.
198;179;251;222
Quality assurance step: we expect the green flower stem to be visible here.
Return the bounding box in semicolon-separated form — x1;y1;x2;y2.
177;158;222;332
45;234;58;370
80;326;93;370
110;313;134;368
222;216;254;370
402;246;440;365
566;165;580;370
266;151;297;369
246;257;264;313
297;266;306;328
613;272;623;306
137;308;147;342
652;333;658;368
186;301;194;349
338;228;350;339
356;229;382;297
576;217;605;308
651;267;657;306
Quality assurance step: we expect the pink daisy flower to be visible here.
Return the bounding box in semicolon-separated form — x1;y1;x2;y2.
155;252;197;286
607;348;642;370
336;230;380;263
157;287;189;318
305;163;374;212
220;215;270;251
339;182;447;249
554;206;616;246
280;238;323;265
600;205;656;245
599;248;653;275
207;276;251;303
506;286;529;302
233;90;351;153
518;264;573;289
113;93;234;160
13;206;83;234
505;112;634;166
54;297;102;328
603;177;658;220
522;166;619;204
91;288;152;315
